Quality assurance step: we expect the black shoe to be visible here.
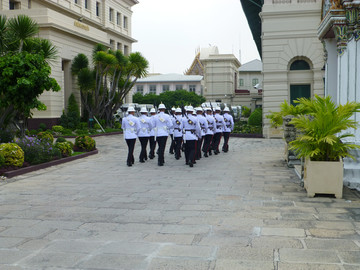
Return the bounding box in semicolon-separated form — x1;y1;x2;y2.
185;162;189;165
127;162;132;167
193;161;196;164
149;155;154;159
204;153;208;157
169;151;174;154
158;162;164;166
139;160;145;163
189;163;193;167
209;151;212;156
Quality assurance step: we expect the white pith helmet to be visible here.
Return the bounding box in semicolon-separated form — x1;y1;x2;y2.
215;106;221;111
196;107;203;112
127;106;135;112
150;108;156;113
186;105;194;112
223;107;230;112
140;107;148;113
158;103;166;110
175;108;182;113
171;107;176;111
205;107;212;111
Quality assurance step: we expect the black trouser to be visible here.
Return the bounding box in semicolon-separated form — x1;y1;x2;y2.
184;140;197;165
138;137;149;161
222;132;230;152
174;136;183;159
196;136;204;159
149;136;156;158
212;132;222;153
156;136;167;165
203;134;213;154
169;134;175;153
125;138;136;165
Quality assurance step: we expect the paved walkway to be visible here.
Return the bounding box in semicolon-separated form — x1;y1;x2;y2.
0;135;359;270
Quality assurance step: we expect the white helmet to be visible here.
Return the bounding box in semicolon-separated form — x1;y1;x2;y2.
127;106;135;112
175;108;182;113
196;107;203;112
171;107;176;111
205;107;212;111
186;105;194;112
215;106;221;111
150;108;156;113
223;107;230;112
140;107;148;113
158;103;166;110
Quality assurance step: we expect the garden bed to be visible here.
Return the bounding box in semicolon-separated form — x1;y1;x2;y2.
1;149;98;179
230;133;264;138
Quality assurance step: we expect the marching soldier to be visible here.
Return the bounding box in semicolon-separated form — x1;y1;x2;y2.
212;106;225;155
222;107;234;152
153;103;173;166
195;107;208;160
122;106;141;167
168;107;176;154
138;107;153;162
182;106;201;167
203;108;215;157
172;108;183;160
148;108;157;159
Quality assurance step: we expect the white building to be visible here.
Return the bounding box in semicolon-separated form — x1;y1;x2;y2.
1;0;138;129
133;73;203;96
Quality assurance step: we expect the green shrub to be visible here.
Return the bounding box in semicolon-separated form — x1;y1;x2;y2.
54;142;73;157
76;129;89;135
37;131;54;144
52;125;64;133
232;122;262;134
75;135;96;151
0;129;14;143
242;106;251;118
0;152;5;167
55;137;67;143
60;94;81;129
16;136;59;165
61;128;74;136
114;121;121;129
248;108;262;126
0;143;24;167
38;123;47;131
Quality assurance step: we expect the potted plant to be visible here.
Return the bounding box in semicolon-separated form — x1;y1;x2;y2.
289;95;360;198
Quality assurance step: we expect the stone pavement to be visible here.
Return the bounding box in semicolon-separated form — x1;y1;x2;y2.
0;135;360;270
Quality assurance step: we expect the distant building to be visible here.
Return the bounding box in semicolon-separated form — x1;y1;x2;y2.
132;73;203;96
0;0;138;128
186;46;240;105
235;59;263;111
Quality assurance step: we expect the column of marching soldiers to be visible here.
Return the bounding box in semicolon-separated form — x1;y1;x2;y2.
121;103;234;168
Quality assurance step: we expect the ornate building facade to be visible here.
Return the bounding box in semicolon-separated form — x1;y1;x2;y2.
1;0;138;128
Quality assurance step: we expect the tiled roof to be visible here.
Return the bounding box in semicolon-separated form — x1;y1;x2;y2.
137;73;203;83
238;59;262;72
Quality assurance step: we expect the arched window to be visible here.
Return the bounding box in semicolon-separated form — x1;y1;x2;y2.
290;60;310;70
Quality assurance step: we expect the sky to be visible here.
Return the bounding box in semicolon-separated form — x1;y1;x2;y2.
131;0;260;75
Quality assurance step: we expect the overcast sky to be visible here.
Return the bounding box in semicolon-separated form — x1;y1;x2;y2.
131;0;260;75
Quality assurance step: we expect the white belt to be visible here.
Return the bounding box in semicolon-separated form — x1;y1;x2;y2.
125;128;136;133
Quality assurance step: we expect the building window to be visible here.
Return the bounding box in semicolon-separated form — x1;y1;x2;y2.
96;2;100;17
239;78;244;87
109;39;115;50
9;0;20;9
149;85;156;94
290;60;310;70
252;78;259;87
189;85;196;92
162;85;170;92
74;0;78;4
175;85;183;90
124;45;129;56
136;85;144;95
116;12;121;25
109;8;114;22
117;42;122;51
290;85;311;106
84;0;89;9
123;16;128;29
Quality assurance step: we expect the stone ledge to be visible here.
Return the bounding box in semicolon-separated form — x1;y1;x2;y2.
2;149;98;179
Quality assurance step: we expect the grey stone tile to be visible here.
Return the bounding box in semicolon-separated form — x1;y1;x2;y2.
148;258;211;270
279;248;340;263
77;254;148;270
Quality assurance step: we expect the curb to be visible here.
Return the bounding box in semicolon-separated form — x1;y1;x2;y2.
3;149;98;179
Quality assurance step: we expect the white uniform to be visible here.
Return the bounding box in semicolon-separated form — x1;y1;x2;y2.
153;112;173;137
172;115;183;138
182;114;201;141
197;114;208;137
138;114;153;137
205;114;216;135
214;113;225;133
122;114;140;139
223;113;234;132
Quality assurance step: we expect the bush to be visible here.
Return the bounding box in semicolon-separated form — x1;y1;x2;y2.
37;131;54;144
60;94;81;129
248;108;262;126
232;122;262;134
0;129;14;143
242;106;251;118
55;137;67;143
0;143;24;167
38;123;47;131
15;136;60;165
52;125;64;133
75;135;96;151
54;142;73;157
61;128;74;136
0;152;5;167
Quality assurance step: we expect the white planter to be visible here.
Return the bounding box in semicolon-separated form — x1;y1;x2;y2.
304;158;343;198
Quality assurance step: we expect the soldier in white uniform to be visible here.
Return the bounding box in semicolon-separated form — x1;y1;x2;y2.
153;103;173;166
172;107;183;160
212;106;225;155
168;107;176;154
137;107;153;162
148;108;157;159
121;106;141;167
222;107;234;152
182;106;201;167
195;107;208;160
203;108;215;157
